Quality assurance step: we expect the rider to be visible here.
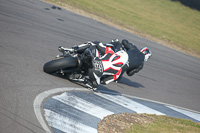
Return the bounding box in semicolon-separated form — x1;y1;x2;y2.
100;39;152;84
113;39;151;80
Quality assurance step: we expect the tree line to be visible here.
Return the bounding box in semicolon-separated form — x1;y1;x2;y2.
172;0;200;11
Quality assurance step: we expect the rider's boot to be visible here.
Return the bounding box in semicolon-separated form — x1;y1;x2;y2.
84;78;97;91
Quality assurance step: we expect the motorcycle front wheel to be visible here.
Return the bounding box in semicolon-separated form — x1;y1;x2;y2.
43;56;78;74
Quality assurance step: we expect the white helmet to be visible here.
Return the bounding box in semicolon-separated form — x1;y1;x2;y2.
140;47;152;61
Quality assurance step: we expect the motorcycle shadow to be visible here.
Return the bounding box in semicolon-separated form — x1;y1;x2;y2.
96;76;145;95
117;76;144;88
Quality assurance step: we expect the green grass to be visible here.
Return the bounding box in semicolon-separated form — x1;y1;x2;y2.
126;115;200;133
46;0;200;56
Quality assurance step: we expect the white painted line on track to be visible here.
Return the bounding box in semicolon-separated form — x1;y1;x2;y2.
95;93;165;115
45;109;97;133
122;93;200;115
53;92;114;119
33;87;88;133
167;106;200;121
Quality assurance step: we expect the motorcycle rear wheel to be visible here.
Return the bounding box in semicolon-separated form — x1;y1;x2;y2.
43;56;78;74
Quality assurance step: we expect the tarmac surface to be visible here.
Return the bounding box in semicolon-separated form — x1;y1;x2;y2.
0;0;200;133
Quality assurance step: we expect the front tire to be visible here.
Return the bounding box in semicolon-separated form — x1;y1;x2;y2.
43;56;78;74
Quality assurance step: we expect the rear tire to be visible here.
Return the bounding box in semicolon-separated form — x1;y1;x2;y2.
43;56;78;74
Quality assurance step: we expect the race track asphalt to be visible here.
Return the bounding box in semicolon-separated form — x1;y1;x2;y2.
0;0;200;133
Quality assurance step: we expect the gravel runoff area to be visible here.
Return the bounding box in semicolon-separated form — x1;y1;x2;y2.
97;113;156;133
